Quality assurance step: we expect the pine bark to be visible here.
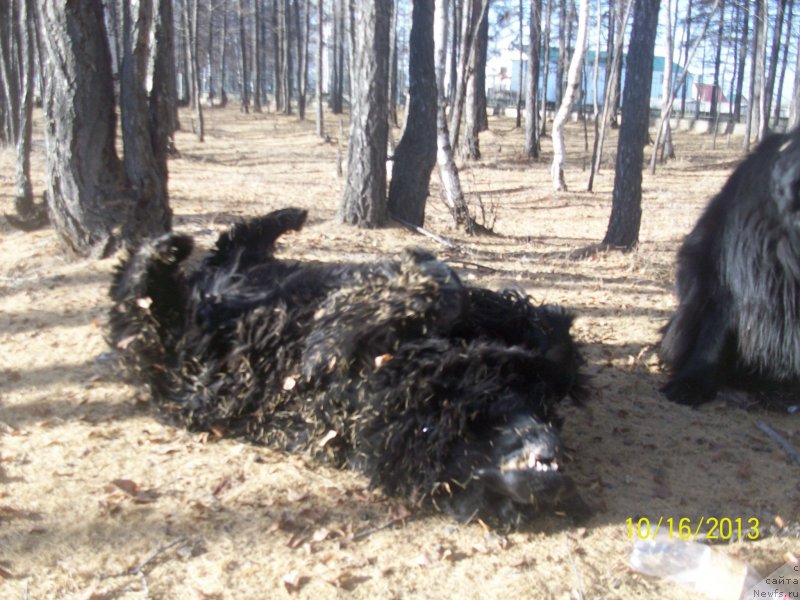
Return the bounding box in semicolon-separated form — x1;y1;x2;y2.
338;1;391;227
238;0;250;112
388;0;437;227
603;0;660;249
120;0;173;242
524;0;542;158
39;1;126;256
316;0;325;136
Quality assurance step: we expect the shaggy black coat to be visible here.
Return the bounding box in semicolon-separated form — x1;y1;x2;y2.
660;126;800;405
109;208;589;527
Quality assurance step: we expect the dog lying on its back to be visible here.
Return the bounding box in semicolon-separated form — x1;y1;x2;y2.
109;208;590;528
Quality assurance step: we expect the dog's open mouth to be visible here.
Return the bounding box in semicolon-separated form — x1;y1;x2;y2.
472;419;591;521
501;449;560;474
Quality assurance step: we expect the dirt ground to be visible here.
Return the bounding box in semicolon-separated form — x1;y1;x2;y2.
1;107;798;599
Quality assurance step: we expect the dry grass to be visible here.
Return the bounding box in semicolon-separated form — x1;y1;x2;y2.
0;107;797;599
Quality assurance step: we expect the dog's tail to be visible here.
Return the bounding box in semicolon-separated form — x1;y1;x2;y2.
205;207;308;269
108;233;194;393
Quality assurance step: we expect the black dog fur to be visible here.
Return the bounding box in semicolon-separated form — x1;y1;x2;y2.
109;208;590;527
660;126;800;405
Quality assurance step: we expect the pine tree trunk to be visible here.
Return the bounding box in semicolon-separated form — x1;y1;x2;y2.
0;0;20;143
238;0;250;112
772;0;793;128
253;0;263;111
587;0;632;190
188;0;204;138
207;1;216;104
120;0;173;243
709;0;724;119
283;0;294;114
603;0;660;249
387;1;399;126
220;0;229;106
316;0;324;136
13;0;35;219
525;0;542;158
733;0;748;123
39;0;126;256
540;0;551;136
388;0;437;227
294;0;306;119
761;0;786;137
338;1;391;227
475;10;489;132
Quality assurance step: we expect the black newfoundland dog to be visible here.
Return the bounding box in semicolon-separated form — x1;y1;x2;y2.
109;208;590;528
661;126;800;405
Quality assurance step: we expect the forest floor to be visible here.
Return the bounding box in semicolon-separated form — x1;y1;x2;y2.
0;107;798;599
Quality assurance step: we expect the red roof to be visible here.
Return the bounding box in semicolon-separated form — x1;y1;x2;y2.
694;83;728;103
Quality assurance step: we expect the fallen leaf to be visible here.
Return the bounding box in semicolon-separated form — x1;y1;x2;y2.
329;571;371;590
135;297;153;309
374;354;392;367
110;479;159;503
318;430;338;447
283;571;308;593
312;528;331;543
212;477;232;497
111;479;139;496
287;489;308;503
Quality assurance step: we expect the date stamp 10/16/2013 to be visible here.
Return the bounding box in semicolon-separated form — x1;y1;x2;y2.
626;517;761;542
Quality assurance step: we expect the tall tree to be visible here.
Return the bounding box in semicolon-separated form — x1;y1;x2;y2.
587;0;632;191
709;0;724;120
39;0;172;256
253;0;263;111
7;0;46;229
294;0;309;119
515;0;524;128
650;0;718;173
448;0;489;150
761;0;786;137
772;0;793;127
524;0;542;158
120;0;174;242
220;0;229;106
388;0;399;126
0;0;20;143
746;0;766;147
282;0;294;114
434;0;471;229
187;0;204;138
238;0;250;112
207;0;216;104
388;0;437;227
540;0;552;136
338;1;391;227
550;0;588;191
39;0;125;255
790;29;800;129
678;0;691;116
733;0;749;123
602;0;660;249
316;0;325;136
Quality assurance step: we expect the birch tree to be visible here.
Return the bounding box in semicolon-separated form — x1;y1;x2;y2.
550;0;588;191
